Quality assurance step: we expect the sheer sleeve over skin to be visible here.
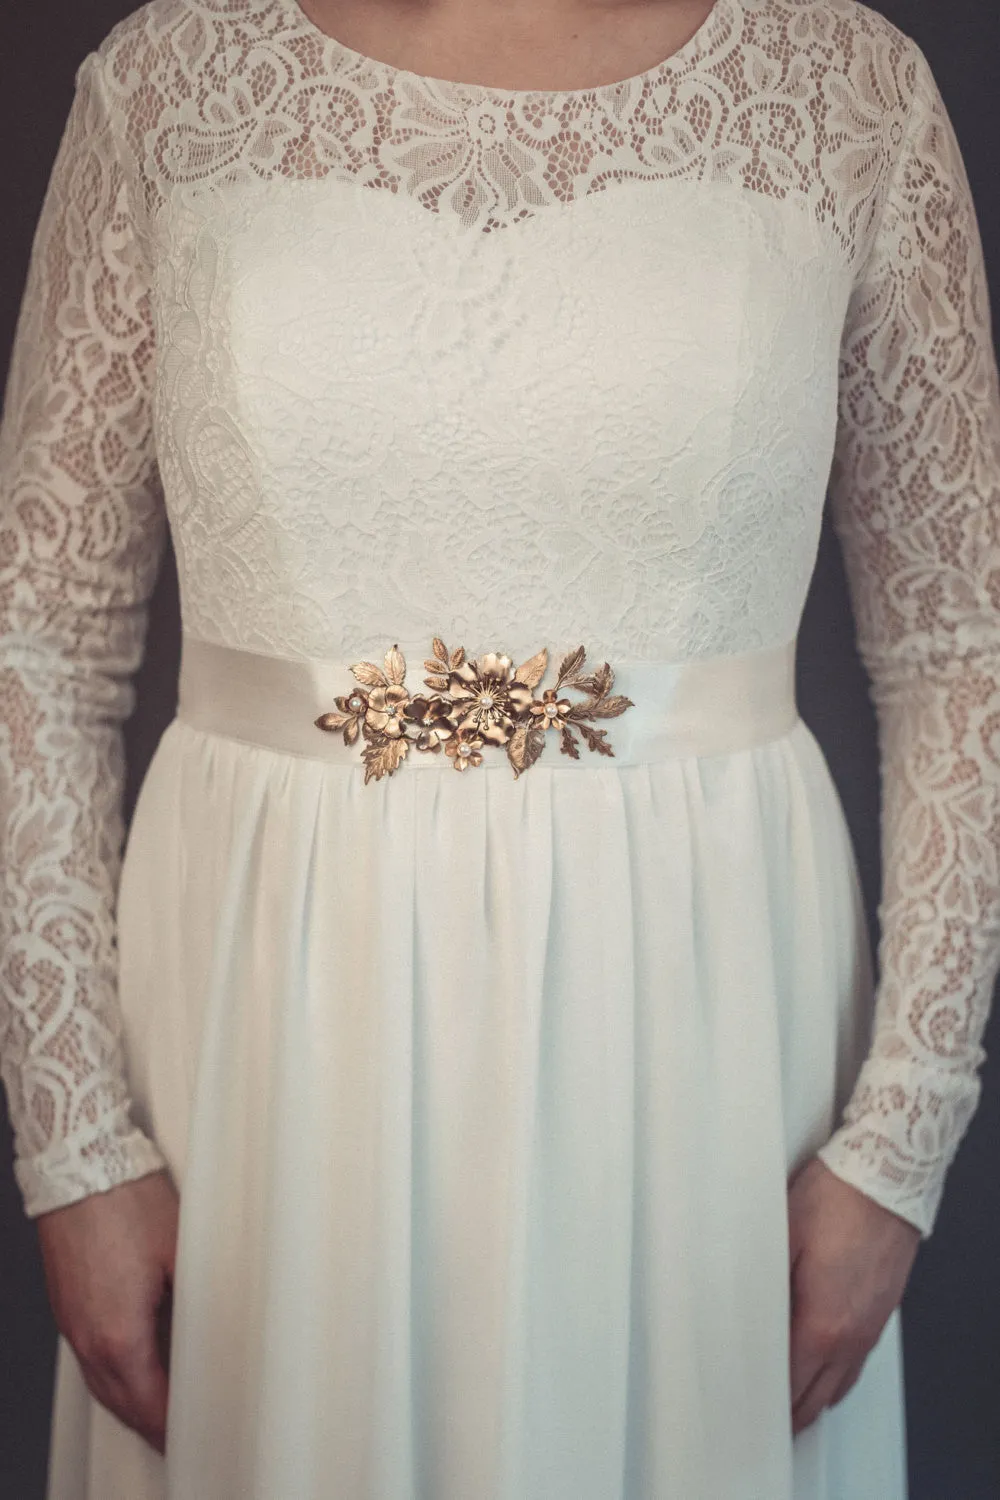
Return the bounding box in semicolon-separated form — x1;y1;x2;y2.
0;54;169;1218
817;42;1000;1237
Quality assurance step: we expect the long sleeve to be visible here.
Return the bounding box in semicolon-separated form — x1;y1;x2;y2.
817;39;1000;1238
0;52;170;1218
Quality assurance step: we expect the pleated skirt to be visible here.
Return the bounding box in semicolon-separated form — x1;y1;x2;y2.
46;696;908;1499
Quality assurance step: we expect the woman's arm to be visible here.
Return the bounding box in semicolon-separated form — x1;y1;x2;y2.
0;50;170;1219
818;36;1000;1240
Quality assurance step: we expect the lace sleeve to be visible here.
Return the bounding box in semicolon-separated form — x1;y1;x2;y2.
0;52;170;1218
816;39;1000;1238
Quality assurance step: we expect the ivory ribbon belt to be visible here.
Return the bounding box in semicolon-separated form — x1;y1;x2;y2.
176;635;800;770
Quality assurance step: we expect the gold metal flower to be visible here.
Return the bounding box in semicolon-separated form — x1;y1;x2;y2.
402;696;454;753
314;638;634;782
444;728;485;771
315;688;369;746
365;684;410;737
441;652;536;745
529;687;574;733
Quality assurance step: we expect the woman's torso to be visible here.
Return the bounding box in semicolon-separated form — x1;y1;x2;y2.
88;0;909;667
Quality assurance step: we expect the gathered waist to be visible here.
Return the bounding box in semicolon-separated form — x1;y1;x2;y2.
175;635;801;773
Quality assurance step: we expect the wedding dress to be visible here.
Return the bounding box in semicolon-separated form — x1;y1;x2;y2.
2;0;999;1495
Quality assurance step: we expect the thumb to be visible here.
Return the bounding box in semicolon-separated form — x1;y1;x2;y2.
787;1178;805;1263
155;1279;174;1375
120;1311;171;1450
161;1227;177;1283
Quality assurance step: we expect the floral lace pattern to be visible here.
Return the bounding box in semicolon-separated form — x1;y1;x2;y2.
315;640;633;779
0;0;998;1233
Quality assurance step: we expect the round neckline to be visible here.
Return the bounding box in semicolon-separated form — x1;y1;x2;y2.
278;0;733;99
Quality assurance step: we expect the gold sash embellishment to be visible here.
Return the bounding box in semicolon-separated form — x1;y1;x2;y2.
315;638;635;782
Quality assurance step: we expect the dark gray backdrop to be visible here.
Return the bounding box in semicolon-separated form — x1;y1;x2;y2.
1;3;997;1496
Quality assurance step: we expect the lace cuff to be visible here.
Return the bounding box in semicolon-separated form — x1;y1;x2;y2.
15;1112;169;1220
817;1059;982;1236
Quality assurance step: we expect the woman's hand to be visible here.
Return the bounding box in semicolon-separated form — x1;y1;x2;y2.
787;1156;920;1436
35;1168;180;1455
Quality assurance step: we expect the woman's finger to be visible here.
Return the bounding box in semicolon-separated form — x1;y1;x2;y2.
789;1338;824;1411
792;1360;849;1436
117;1330;170;1451
789;1302;842;1409
79;1301;171;1453
87;1355;168;1453
826;1356;866;1410
792;1352;867;1436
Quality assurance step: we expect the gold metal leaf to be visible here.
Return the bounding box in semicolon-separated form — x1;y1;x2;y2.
315;711;350;732
507;723;546;778
586;694;634;719
515;648;548;690
384;644;406;686
423;659;445;674
362;736;409;783
555;646;586;688
560;726;581;759
344;717;361;745
432;637;449;664
423;673;450;692
449;646;465;670
351;661;388;689
570;662;613;699
577;723;615;757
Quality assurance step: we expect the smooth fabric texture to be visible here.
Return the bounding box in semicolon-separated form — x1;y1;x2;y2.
51;697;906;1499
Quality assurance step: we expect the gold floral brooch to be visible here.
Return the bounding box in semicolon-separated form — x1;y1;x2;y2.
315;639;634;782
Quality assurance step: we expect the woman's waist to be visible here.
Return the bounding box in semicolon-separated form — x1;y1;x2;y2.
174;633;801;775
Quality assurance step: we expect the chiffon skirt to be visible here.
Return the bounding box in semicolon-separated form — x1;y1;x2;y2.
46;642;908;1500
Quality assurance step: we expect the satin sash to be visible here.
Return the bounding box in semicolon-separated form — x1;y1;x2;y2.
175;635;800;767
